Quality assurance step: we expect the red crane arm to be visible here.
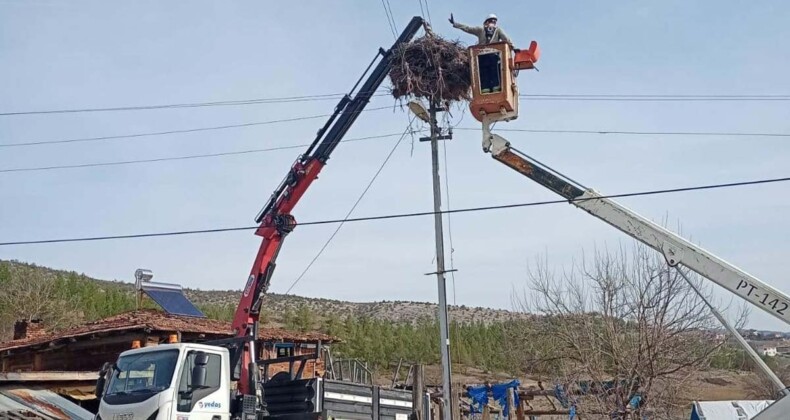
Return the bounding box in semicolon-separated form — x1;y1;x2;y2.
234;158;323;338
229;16;426;397
234;159;324;396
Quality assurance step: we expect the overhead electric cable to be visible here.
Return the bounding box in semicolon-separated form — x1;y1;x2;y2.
0;132;413;173
421;0;432;24
3;93;788;117
518;95;790;102
284;118;416;294
454;127;790;138
523;94;790;98
416;0;426;20
7;124;787;151
385;0;399;33
380;0;398;39
0;91;390;117
0;105;395;148
441;130;458;306
2;175;788;246
3;126;786;172
0;127;790;173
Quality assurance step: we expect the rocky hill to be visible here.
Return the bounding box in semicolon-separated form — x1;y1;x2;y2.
2;260;525;324
186;289;527;324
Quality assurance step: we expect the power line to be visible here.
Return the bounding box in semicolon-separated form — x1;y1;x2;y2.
0;132;411;173
7;119;786;151
0;105;395;148
440;124;457;306
284;118;416;294
385;0;399;34
3;93;788;117
416;0;426;21
3;124;787;173
380;0;398;39
519;94;790;102
0;92;389;117
455;127;790;137
421;0;432;24
2;175;788;246
3;125;785;173
523;94;790;98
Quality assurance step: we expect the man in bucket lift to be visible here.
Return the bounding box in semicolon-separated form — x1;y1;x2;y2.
449;13;512;45
449;13;512;94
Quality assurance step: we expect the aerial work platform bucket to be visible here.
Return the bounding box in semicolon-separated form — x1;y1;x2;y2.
468;41;540;123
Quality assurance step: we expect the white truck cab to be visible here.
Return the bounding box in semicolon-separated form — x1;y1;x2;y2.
96;343;232;420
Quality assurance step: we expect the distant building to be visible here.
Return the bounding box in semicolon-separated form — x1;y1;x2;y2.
749;341;781;357
0;310;336;414
760;346;778;357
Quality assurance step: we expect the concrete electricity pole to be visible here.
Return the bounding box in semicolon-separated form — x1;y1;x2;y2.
412;98;455;420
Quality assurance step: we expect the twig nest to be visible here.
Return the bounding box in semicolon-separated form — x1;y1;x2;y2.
388;36;471;102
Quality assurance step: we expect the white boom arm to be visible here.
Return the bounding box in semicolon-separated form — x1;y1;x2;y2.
483;132;790;418
484;133;790;325
578;189;790;324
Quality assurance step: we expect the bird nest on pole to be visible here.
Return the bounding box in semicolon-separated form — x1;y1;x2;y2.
388;35;471;102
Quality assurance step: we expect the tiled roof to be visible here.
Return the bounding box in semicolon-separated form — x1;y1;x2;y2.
0;310;335;352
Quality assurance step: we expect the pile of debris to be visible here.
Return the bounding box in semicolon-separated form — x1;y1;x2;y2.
388;35;471;102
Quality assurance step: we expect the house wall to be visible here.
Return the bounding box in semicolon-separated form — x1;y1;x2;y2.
0;331;227;373
2;333;145;372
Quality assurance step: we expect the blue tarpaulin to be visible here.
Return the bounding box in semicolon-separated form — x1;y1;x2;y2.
467;380;521;417
467;385;489;413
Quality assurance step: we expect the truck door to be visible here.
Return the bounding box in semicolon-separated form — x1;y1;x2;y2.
174;350;230;420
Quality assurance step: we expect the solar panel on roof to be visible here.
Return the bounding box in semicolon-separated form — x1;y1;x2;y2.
141;282;205;318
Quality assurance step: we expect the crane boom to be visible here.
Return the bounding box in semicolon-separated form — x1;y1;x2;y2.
232;16;425;396
467;36;790;418
484;133;790;420
484;134;790;326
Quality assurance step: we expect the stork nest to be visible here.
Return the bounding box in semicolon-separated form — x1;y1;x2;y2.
388;35;471;102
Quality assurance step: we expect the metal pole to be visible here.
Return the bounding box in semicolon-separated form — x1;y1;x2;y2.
413;364;425;420
675;267;789;396
429;100;454;420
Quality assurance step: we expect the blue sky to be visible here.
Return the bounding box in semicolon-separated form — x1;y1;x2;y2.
1;1;788;329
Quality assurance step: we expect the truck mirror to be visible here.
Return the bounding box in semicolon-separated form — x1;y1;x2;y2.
95;362;110;398
95;376;106;398
194;352;209;366
191;352;209;389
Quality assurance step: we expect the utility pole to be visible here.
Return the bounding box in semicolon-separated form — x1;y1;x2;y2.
421;98;454;420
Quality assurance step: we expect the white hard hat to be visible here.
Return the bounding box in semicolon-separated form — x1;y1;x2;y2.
485;14;498;22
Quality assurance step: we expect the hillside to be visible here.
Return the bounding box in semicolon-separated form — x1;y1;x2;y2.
0;259;763;411
187;289;528;325
1;260;526;325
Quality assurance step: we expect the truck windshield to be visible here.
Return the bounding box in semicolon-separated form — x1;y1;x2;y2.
106;349;179;395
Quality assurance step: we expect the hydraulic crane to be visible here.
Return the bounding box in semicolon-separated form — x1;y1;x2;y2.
94;17;426;420
468;40;790;419
233;15;424;399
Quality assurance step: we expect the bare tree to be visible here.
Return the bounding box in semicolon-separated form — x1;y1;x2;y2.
0;262;81;340
745;360;790;400
507;245;740;419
